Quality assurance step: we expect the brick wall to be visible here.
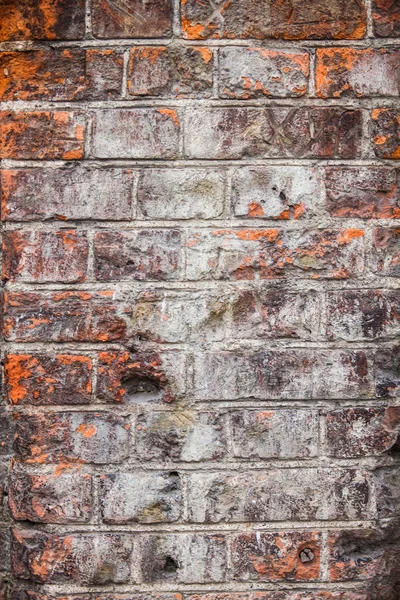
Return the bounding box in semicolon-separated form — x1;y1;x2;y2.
0;1;400;600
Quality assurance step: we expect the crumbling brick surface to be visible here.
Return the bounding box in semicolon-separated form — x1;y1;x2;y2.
0;1;399;600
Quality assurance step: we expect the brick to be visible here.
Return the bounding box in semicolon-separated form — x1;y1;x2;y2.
231;289;321;340
232;166;321;220
132;290;228;343
326;407;400;457
139;533;226;583
138;168;224;220
375;347;400;398
9;470;92;523
0;407;15;457
371;108;400;158
193;350;372;400
186;228;365;281
4;353;92;406
375;467;400;518
373;227;400;276
92;0;172;38
96;351;186;404
0;111;85;160
326;290;400;340
0;530;10;571
189;469;369;523
1;167;134;222
3;291;127;342
91;109;179;158
316;47;400;98
100;472;182;523
128;47;213;97
14;412;130;465
94;229;181;281
187;594;370;600
181;0;366;40
11;529;132;583
325;167;399;218
0;49;123;101
231;531;320;582
220;48;309;99
0;0;85;41
231;410;319;459
372;0;400;37
184;108;361;159
2;230;88;283
136;411;226;462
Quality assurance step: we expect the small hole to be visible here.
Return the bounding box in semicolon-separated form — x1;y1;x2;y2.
164;556;178;573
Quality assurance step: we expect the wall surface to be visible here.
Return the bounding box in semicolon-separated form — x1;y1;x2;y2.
0;1;400;600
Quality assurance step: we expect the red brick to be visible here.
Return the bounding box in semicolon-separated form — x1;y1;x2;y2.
1;167;133;222
0;111;85;160
373;227;400;277
9;470;92;523
232;531;320;581
316;47;400;98
325;167;399;218
2;291;128;342
0;0;85;41
0;49;123;101
373;0;400;36
181;0;366;40
128;47;213;97
94;229;181;281
0;407;16;456
185;108;361;159
11;529;132;583
92;0;172;38
371;108;400;158
4;353;92;406
220;48;309;98
14;412;131;465
186;228;365;280
2;230;88;283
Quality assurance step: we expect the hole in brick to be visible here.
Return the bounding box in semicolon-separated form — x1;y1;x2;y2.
163;556;179;573
121;374;161;403
279;191;287;201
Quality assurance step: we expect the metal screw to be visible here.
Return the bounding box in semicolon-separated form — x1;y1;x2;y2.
299;548;315;563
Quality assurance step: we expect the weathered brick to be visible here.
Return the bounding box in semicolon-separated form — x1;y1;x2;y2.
325;167;399;218
100;472;182;523
188;469;369;523
11;530;132;583
371;108;400;158
139;533;226;583
316;48;400;98
181;0;366;40
91;109;179;158
9;470;92;523
184;108;361;159
4;353;92;406
375;347;400;398
0;407;15;457
374;467;400;518
326;407;400;457
373;227;400;276
2;230;88;283
0;49;123;101
0;0;85;41
326;290;400;340
0;530;10;571
138;168;224;220
186;229;364;280
3;291;127;342
0;111;85;160
92;0;172;38
232;166;321;220
372;0;400;37
220;48;309;99
1;167;134;222
14;412;130;465
231;289;321;339
232;531;320;581
231;410;319;459
193;350;372;400
128;47;213;97
94;229;181;281
96;351;186;404
136;411;226;462
188;593;369;600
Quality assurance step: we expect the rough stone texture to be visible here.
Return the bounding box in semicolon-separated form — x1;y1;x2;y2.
1;2;399;600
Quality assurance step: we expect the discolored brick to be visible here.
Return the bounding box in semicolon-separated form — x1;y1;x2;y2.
374;467;400;518
375;346;400;398
0;407;16;457
371;108;400;158
373;227;400;276
92;0;172;39
372;0;400;37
